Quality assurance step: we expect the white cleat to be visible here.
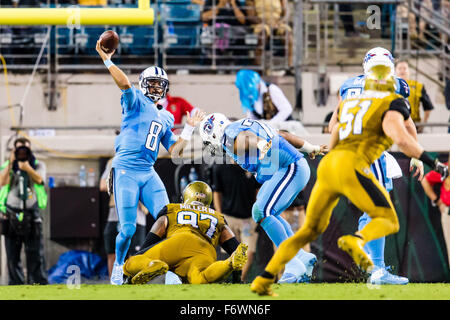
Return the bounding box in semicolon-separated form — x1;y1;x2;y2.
111;262;124;285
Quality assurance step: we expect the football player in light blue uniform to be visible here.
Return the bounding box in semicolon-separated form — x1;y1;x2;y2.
329;47;424;285
199;113;328;283
96;41;205;285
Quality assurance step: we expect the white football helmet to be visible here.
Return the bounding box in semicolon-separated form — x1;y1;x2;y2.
363;47;395;76
199;113;231;154
139;66;169;103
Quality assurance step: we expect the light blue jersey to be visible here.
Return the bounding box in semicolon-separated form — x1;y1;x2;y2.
222;119;303;184
112;85;177;170
221;119;314;281
370;153;393;192
110;84;176;269
339;74;410;100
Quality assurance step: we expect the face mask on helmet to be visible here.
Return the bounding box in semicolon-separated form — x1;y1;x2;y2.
182;181;213;207
199;113;230;156
140;78;169;103
139;66;169;103
363;47;395;76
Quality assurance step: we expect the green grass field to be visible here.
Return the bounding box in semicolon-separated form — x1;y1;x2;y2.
0;283;449;300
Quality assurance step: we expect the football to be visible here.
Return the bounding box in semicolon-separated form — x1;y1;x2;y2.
99;30;119;54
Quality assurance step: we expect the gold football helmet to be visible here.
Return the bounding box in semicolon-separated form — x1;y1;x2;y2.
182;181;213;207
364;64;396;92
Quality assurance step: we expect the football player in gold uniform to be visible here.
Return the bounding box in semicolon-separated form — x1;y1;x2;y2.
123;181;248;284
251;65;449;296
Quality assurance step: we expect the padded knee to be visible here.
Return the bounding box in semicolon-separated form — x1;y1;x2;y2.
120;223;136;239
252;204;265;223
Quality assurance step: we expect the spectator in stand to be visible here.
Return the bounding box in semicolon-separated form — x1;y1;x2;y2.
421;157;450;268
246;0;293;68
235;69;293;123
157;93;198;126
395;60;434;132
201;0;247;58
211;161;260;283
100;157;147;278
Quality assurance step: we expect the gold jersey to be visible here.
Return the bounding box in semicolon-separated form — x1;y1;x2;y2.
405;79;423;123
162;203;227;248
334;90;410;165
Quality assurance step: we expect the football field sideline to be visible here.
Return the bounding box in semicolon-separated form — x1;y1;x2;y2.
0;283;449;300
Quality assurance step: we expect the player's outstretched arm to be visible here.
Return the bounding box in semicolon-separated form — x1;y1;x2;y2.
169;109;206;157
382;110;448;180
404;117;424;180
278;130;328;159
96;40;131;90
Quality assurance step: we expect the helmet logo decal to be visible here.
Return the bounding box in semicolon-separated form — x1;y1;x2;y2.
203;115;215;135
364;53;376;64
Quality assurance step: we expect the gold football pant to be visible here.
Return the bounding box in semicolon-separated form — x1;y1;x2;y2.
124;232;233;284
264;150;400;276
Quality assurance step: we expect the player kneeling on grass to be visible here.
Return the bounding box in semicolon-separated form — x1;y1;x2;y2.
123;181;248;284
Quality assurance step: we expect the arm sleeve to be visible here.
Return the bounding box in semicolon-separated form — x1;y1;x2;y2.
156;205;168;220
120;85;138;114
220;237;240;256
420;86;434;111
388;98;411;120
267;84;293;122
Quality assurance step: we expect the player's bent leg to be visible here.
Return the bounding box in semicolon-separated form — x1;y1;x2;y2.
130;260;169;284
123;254;151;278
189;244;249;284
274;214;317;282
338;167;399;272
268;159;317;282
111;171;140;285
113;170;140;262
359;213;386;268
140;170;170;219
251;182;339;296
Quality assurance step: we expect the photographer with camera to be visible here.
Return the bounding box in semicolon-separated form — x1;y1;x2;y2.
0;137;48;285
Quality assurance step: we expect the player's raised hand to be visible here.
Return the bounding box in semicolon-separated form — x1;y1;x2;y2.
186;109;206;127
96;40;115;61
309;144;328;159
410;158;424;181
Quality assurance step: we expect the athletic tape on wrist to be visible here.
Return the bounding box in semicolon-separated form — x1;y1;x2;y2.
299;141;316;154
180;123;195;141
104;59;114;69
